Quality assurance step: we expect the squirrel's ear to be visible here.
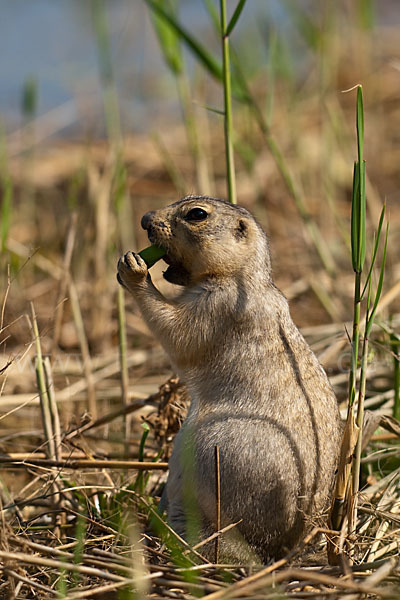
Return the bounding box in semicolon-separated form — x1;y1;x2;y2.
235;219;248;240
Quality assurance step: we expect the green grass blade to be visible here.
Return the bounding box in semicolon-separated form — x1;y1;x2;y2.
135;422;151;494
351;161;360;272
151;0;183;75
350;161;366;273
91;0;113;86
203;0;220;32
146;0;248;103
201;104;225;116
358;0;375;30
361;203;386;299
359;159;366;270
139;422;150;462
350;86;366;274
366;223;389;336
144;0;222;81
265;27;278;125
226;0;248;36
1;174;12;252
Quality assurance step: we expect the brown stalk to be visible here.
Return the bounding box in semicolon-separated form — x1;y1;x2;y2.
204;566;393;600
64;572;164;600
64;399;149;440
51;210;77;357
11;535;135;574
0;457;168;470
214;444;221;564
117;285;130;455
30;303;56;460
0;550;125;582
3;568;59;597
43;355;65;537
88;161;113;349
328;408;359;564
193;520;242;551
43;356;62;462
0;348;150;408
68;277;97;418
0;264;10;334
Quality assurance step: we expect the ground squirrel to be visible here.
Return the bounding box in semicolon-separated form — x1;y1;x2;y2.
117;195;341;563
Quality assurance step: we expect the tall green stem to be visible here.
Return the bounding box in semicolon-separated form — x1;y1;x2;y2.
220;0;237;204
348;272;361;410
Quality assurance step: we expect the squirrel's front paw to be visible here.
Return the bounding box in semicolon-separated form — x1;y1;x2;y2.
117;251;148;290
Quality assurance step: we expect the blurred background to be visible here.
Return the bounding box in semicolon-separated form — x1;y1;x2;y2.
0;0;399;444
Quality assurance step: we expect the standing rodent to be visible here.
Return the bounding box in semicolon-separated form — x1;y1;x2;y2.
117;195;341;563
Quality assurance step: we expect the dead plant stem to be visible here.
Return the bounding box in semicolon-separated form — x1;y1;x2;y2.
68;277;97;418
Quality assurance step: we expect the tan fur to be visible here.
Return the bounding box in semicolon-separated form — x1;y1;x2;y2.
117;195;341;563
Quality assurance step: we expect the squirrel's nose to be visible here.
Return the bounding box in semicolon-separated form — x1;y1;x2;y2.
141;211;155;230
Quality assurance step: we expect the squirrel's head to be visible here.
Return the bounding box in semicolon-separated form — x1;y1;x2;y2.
141;196;272;286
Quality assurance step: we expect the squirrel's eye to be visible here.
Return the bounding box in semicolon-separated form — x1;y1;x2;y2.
185;207;208;222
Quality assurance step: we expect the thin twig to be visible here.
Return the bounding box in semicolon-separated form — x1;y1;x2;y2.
214;444;221;564
0;550;125;582
193;520;242;551
64;572;164;600
43;356;62;462
3;568;59;597
64;399;149;440
117;285;130;455
0;264;10;333
0;457;168;470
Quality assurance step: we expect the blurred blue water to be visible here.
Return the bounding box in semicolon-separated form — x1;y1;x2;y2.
0;0;291;138
0;1;395;139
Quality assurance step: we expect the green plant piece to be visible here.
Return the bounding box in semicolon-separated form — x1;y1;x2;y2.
361;204;386;300
365;224;389;338
352;223;388;524
226;0;248;36
134;422;151;495
72;510;87;586
150;0;183;75
1;173;12;252
138;244;166;268
358;0;375;31
144;0;222;81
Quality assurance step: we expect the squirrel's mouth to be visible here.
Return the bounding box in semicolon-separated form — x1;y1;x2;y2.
146;227;191;286
160;254;191;286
